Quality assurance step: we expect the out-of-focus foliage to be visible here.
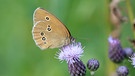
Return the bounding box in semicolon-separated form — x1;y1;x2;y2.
0;0;135;76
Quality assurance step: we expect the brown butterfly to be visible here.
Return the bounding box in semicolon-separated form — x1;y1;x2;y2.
32;7;74;50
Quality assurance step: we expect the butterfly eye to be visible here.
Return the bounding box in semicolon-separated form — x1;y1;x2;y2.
42;37;46;41
46;25;52;32
44;42;46;44
47;27;51;31
45;16;50;21
41;32;44;36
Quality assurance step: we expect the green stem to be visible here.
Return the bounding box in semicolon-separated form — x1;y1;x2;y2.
125;0;135;38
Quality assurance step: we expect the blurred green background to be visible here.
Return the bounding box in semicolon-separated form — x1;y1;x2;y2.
0;0;135;76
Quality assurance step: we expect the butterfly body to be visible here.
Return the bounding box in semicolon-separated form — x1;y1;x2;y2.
32;7;72;50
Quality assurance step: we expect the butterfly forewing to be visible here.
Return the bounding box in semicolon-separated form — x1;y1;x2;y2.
32;7;71;50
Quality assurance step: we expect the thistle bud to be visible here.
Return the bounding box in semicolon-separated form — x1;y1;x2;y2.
116;66;129;76
87;59;99;71
123;48;133;58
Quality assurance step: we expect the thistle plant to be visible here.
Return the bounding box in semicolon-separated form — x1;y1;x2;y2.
107;0;135;75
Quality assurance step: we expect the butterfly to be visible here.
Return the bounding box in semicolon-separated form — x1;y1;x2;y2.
32;7;74;50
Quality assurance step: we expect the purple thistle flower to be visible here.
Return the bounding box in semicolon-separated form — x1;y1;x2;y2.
108;36;125;63
57;42;86;76
129;53;135;68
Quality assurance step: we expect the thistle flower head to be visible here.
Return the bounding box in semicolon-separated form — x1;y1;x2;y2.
129;53;135;68
58;42;84;64
108;36;125;63
57;42;86;76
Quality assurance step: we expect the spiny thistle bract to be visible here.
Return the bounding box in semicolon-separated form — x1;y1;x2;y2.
68;58;86;76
